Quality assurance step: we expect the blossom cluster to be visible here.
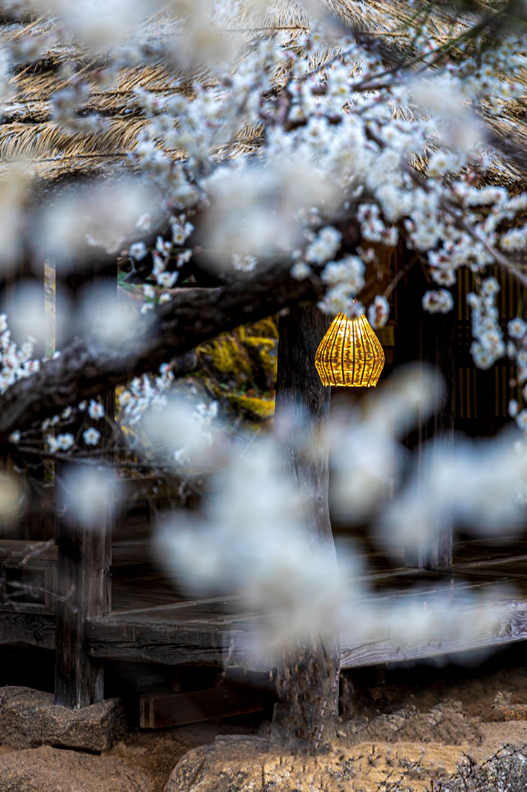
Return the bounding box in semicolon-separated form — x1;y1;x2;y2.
5;2;527;441
155;366;522;655
127;213;195;312
42;398;105;454
111;5;527;384
118;363;175;425
4;1;527;378
507;314;527;432
467;278;506;370
0;315;40;398
422;289;454;315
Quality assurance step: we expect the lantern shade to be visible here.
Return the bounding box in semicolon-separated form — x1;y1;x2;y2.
315;313;385;387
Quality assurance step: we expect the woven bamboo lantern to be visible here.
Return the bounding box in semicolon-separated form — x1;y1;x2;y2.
315;313;385;387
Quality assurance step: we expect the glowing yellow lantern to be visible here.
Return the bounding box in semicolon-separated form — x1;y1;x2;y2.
315;313;385;387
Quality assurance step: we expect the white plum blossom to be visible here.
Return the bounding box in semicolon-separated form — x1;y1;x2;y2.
83;427;101;446
155;436;351;652
318;255;366;316
368;295;390;329
422;289;454;314
427;150;457;178
509;318;527;340
88;400;104;420
0;314;40;396
321;256;365;291
467;281;506;370
56;434;75;451
143;397;219;468
291;262;311;280
232;254;258;272
156;271;178;288
171;219;194;245
305;227;342;265
61;466;121;531
319;284;364;318
130;242;148;261
118;363;175;426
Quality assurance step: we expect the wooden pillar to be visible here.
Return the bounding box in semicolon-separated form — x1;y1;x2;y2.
2;253;47;541
54;489;112;707
275;305;333;553
54;255;116;708
416;299;455;569
396;258;455;570
273;304;340;750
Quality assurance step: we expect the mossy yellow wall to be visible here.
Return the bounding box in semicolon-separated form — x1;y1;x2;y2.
194;319;278;427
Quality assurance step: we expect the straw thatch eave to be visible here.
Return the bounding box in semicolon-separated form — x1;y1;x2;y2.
326;0;527;191
1;0;526;189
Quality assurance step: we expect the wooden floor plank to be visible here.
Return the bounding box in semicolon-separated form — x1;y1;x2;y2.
5;546;527;672
340;600;527;668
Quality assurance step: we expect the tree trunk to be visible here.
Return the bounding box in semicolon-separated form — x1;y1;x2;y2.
273;304;340;752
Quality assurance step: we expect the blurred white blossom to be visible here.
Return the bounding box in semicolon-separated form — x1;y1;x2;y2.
155;436;352;653
35;180;161;268
61;465;122;530
142;396;219;467
78;281;137;345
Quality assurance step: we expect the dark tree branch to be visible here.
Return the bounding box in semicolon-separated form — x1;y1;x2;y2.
0;264;323;442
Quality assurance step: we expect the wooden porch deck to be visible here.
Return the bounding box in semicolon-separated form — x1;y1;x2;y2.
3;536;527;672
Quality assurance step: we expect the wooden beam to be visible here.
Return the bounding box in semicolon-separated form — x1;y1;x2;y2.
85;619;249;667
0;610;55;649
340;599;527;668
84;593;527;671
0;540;57;563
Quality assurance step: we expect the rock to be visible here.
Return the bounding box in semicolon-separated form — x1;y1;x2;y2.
0;745;153;792
490;691;527;722
0;687;128;752
445;747;527;791
345;700;482;747
370;704;419;736
164;734;459;792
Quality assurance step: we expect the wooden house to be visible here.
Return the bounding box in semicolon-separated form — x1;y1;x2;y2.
1;0;527;727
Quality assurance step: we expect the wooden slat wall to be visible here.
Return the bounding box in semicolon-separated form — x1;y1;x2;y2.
455;264;522;435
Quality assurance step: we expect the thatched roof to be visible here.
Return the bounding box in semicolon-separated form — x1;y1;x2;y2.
0;11;185;182
1;1;526;188
329;0;527;190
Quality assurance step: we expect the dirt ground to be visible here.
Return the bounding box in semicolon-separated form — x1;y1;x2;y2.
6;644;527;791
97;644;527;790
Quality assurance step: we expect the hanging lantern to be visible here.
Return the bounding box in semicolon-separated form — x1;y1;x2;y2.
315;313;385;387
